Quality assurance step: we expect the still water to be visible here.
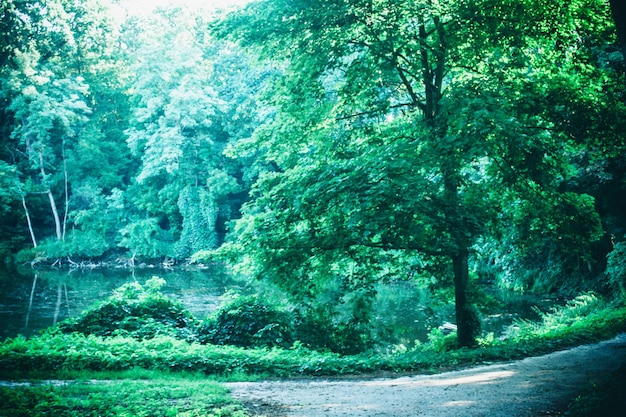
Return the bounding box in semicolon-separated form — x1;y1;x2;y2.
0;265;244;340
0;265;554;345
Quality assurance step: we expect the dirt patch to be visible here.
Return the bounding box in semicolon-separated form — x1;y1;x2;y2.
226;334;626;417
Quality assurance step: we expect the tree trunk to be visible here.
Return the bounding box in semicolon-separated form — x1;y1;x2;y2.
452;246;478;347
62;136;69;241
444;167;479;347
46;189;62;241
39;149;62;240
21;194;38;248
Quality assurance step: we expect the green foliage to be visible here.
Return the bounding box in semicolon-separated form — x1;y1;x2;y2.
58;277;198;340
1;1;265;263
424;328;459;352
0;379;247;417
122;7;267;260
1;288;624;380
606;241;626;300
501;293;617;345
198;294;295;349
118;219;175;260
0;0;624;368
289;301;377;355
0;385;57;417
213;0;623;349
27;231;110;261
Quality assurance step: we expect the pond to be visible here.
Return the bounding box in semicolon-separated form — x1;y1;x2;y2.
0;265;557;346
0;265;244;341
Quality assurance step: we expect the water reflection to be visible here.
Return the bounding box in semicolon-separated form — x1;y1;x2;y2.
0;265;244;340
24;273;38;332
0;266;557;344
53;281;70;326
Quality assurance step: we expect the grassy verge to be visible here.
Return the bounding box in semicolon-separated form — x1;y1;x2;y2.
0;377;246;417
2;294;624;380
559;363;626;416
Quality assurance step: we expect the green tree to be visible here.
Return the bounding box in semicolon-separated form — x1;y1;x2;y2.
123;5;270;260
217;0;616;348
7;50;92;243
1;0;135;259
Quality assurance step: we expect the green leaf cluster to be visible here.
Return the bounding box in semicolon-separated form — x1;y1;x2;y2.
198;294;295;349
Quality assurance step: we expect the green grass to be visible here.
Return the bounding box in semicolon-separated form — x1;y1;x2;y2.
0;378;246;417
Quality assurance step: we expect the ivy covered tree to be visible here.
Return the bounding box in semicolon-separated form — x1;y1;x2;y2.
122;5;270;260
216;0;621;348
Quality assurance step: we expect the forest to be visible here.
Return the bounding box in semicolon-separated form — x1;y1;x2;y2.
1;0;626;351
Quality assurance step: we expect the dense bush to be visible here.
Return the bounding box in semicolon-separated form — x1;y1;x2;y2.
57;277;301;349
54;276;364;352
58;277;198;340
198;294;373;353
292;309;375;355
198;294;295;349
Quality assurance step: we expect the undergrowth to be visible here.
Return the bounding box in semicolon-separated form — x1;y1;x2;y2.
1;291;624;380
0;378;246;417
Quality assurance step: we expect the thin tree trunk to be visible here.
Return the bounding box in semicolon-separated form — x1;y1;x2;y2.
21;194;38;248
46;189;62;240
39;149;62;240
62;136;69;241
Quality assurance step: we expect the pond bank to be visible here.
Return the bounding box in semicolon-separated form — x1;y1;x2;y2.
0;265;560;345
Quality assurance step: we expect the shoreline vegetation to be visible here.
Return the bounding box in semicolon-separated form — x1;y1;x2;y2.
21;254;204;270
1;278;625;416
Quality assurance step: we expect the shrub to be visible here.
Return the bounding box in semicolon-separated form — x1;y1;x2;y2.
424;327;458;352
299;315;373;355
198;294;295;349
58;277;198;340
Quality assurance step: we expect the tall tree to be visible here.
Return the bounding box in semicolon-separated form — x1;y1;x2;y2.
217;0;614;348
123;5;269;260
1;0;133;259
